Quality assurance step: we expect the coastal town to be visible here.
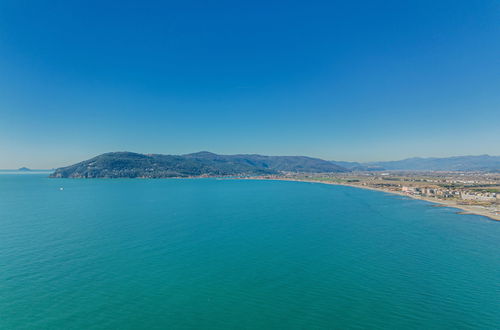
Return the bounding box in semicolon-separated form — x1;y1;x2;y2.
244;171;500;221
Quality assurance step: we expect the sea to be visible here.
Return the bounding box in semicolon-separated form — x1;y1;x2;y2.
1;174;499;329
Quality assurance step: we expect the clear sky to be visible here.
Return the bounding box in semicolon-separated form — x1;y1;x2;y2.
1;0;499;168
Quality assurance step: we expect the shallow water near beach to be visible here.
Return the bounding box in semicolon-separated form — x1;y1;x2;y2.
1;174;499;329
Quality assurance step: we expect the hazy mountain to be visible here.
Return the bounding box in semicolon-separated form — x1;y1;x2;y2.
50;152;348;178
330;161;384;172
367;155;500;171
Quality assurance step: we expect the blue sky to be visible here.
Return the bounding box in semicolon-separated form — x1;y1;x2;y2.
1;0;499;168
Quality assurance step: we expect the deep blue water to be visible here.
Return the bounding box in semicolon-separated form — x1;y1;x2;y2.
1;174;499;329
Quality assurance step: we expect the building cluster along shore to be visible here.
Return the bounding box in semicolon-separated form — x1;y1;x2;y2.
238;171;500;221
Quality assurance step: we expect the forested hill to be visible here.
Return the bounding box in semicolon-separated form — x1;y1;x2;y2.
50;151;348;178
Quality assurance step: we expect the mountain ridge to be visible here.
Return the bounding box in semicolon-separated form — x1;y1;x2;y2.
50;151;348;178
368;154;500;171
50;152;500;178
331;154;500;172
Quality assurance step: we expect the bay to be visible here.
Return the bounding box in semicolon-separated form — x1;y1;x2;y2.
1;175;499;329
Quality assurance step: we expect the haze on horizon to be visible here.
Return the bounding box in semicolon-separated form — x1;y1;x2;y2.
1;1;499;169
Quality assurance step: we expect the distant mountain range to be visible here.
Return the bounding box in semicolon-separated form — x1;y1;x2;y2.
49;152;500;178
332;155;500;172
328;161;385;172
50;151;347;178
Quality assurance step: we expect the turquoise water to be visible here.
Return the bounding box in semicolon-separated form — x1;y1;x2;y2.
1;175;499;329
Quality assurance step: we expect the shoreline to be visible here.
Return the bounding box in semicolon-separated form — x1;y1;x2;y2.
46;174;500;221
239;177;500;222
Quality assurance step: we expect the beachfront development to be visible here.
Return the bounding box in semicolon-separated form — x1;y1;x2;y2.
246;171;500;221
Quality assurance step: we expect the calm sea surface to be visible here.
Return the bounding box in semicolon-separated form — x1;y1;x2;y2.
1;174;499;329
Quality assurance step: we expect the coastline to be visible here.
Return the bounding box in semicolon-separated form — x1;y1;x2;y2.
239;177;500;222
47;174;500;222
